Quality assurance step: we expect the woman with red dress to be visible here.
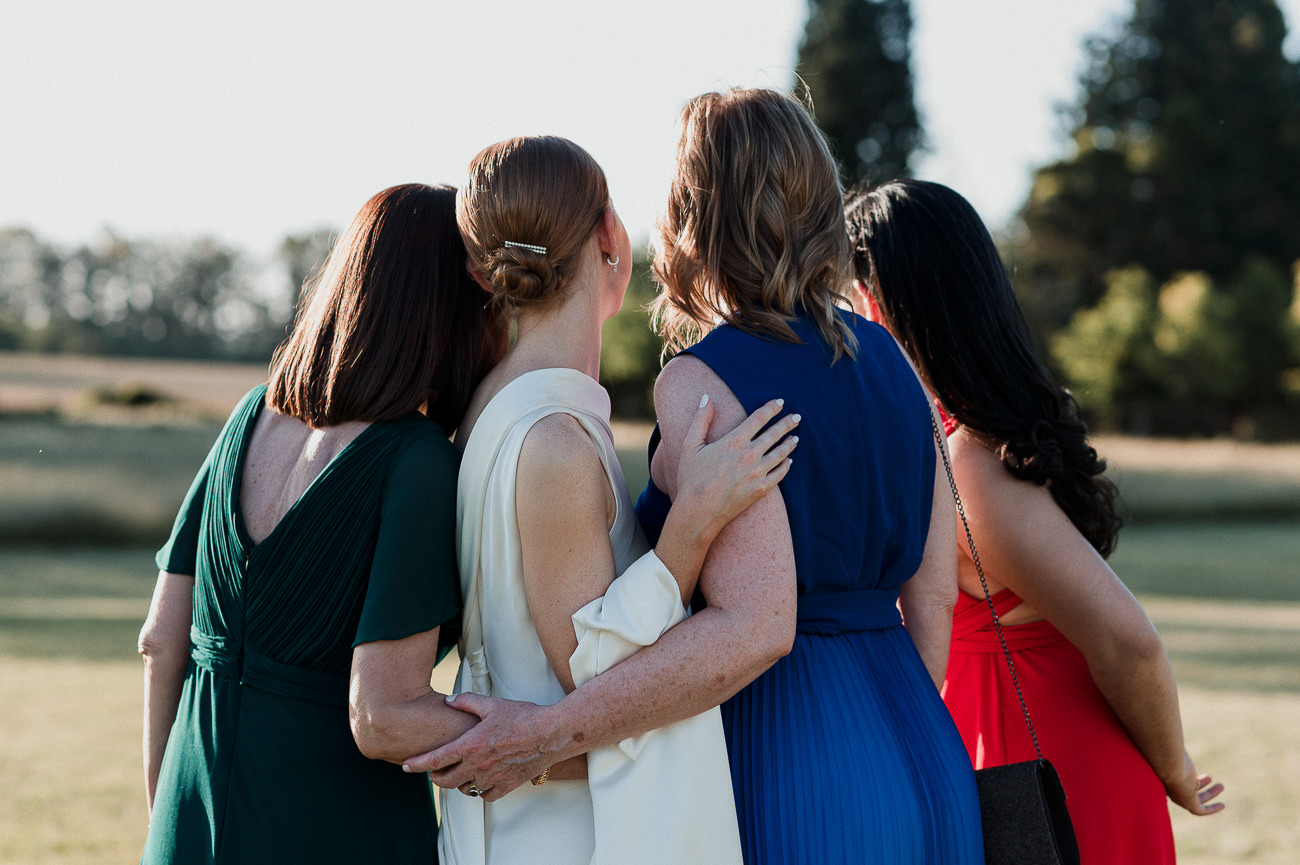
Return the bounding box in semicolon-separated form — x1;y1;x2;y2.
845;179;1224;863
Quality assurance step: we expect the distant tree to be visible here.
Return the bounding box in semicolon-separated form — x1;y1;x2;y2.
0;228;68;337
1289;264;1300;374
1053;260;1297;434
795;0;923;185
1019;0;1300;317
0;227;283;360
144;238;269;358
1051;266;1164;430
1221;254;1294;408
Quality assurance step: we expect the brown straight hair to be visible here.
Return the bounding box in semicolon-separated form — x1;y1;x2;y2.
267;184;507;431
651;88;857;360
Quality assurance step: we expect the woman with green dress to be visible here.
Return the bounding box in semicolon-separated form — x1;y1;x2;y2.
137;182;789;865
137;183;508;864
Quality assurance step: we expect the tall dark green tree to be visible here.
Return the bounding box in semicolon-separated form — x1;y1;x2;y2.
795;0;923;185
1020;0;1300;316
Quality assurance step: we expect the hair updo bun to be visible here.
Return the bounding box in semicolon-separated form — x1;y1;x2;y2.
457;136;610;315
486;244;562;310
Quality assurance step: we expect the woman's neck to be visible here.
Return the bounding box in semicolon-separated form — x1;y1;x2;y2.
505;277;605;380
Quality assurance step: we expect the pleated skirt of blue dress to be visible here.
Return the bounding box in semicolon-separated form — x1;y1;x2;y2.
721;626;984;865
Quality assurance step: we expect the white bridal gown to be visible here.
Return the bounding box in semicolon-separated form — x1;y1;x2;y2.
438;368;742;865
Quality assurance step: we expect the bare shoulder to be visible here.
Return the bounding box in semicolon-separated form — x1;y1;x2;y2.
651;354;745;498
518;413;603;482
515;413;611;525
949;430;1051;514
655;354;744;440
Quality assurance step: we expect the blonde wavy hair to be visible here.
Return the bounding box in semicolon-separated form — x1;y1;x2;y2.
651;88;857;360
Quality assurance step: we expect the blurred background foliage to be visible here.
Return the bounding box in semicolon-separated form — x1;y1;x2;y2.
3;0;1299;435
1014;0;1300;436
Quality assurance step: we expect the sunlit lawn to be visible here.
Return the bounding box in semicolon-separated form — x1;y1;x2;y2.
2;540;1296;864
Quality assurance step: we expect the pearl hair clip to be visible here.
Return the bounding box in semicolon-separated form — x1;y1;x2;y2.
503;241;547;254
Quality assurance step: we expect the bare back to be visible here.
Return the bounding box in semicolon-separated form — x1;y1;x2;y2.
239;404;370;544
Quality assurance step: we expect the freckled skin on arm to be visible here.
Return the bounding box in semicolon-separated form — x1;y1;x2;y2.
514;414;620;696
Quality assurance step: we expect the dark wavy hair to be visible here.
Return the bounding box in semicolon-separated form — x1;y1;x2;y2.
845;179;1122;556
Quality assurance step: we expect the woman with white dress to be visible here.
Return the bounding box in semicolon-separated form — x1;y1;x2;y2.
435;135;799;865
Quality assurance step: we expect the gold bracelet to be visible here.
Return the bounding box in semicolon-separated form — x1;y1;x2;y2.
531;768;551;787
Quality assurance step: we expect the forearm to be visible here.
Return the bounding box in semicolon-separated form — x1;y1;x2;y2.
904;446;958;690
1087;642;1189;785
141;648;188;813
353;688;481;764
530;603;785;765
650;503;720;606
138;571;193;815
899;587;953;689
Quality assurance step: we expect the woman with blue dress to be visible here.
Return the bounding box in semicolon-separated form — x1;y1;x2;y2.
411;89;982;863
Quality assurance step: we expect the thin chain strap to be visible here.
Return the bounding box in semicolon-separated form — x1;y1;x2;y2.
930;412;1044;761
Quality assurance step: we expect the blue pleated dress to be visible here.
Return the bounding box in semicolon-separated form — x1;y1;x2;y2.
637;312;983;864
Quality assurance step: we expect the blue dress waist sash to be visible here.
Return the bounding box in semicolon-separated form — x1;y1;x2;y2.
796;587;901;634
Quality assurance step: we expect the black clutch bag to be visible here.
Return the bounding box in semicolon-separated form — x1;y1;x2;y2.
931;413;1081;865
975;759;1078;865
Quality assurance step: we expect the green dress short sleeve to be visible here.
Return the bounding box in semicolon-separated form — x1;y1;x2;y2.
155;386;266;574
354;431;463;647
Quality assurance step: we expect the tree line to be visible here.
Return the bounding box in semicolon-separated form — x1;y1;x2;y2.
4;0;1299;435
0;227;333;362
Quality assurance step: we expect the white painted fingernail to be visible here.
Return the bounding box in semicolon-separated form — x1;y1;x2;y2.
791;414;801;424
700;394;709;408
775;398;784;407
402;764;412;773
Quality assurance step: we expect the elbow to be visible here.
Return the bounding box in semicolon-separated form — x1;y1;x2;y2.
760;635;794;667
900;576;957;631
138;625;190;673
1090;620;1167;680
927;581;958;620
1119;625;1166;668
755;614;796;666
350;703;399;762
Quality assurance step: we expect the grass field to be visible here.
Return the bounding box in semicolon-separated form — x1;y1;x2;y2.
3;543;1297;864
2;353;1299;863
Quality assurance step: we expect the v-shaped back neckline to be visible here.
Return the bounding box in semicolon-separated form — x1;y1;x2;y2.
229;388;391;556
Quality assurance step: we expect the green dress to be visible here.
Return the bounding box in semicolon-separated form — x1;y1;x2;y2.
142;386;461;865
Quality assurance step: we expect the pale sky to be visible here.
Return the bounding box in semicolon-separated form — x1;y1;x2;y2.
3;0;1298;260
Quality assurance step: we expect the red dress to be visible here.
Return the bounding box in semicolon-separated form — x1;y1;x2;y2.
941;588;1176;864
